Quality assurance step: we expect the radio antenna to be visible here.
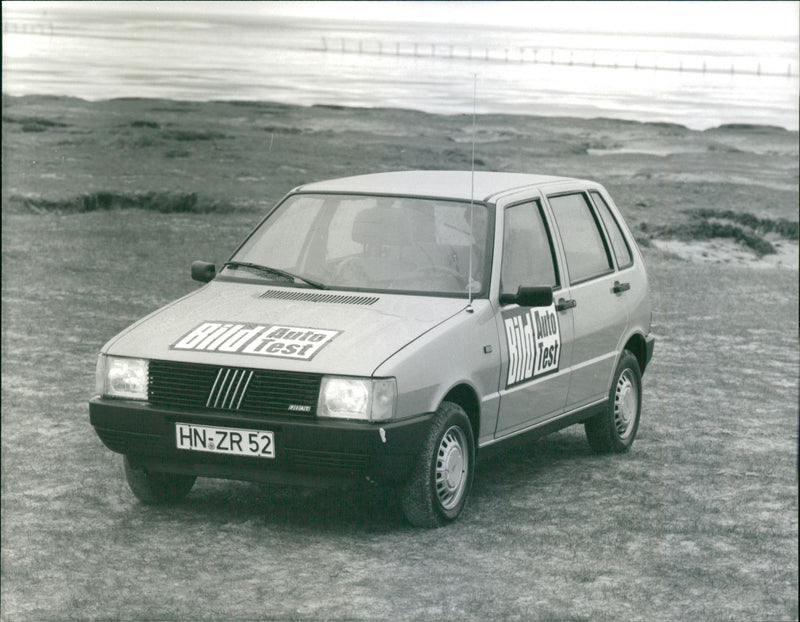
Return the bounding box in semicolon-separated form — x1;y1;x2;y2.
467;73;477;308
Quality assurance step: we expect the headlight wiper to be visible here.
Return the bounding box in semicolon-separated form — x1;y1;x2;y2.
223;261;326;290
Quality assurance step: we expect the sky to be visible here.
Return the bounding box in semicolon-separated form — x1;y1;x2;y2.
265;1;799;37
8;0;799;39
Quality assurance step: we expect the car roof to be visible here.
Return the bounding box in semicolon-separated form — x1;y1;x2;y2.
295;170;582;203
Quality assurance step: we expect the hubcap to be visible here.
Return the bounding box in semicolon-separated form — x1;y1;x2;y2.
435;426;469;510
614;369;638;440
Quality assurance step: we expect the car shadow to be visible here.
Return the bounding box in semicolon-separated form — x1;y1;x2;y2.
167;478;407;533
128;427;596;532
476;426;593;483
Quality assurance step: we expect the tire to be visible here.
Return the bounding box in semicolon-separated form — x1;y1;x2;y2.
585;350;642;453
401;402;475;528
123;456;196;505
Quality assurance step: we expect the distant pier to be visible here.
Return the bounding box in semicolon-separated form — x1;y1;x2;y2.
321;36;797;79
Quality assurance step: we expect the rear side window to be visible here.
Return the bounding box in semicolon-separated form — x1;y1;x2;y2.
501;200;558;294
547;193;612;284
590;191;633;269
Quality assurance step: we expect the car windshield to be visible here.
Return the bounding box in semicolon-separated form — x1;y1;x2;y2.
228;193;492;296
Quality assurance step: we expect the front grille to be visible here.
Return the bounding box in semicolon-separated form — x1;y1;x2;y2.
148;360;321;418
206;368;253;410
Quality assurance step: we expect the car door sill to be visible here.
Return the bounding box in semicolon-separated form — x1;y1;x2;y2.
480;398;607;449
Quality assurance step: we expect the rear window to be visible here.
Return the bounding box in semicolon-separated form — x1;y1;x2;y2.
590;191;633;269
547;193;613;284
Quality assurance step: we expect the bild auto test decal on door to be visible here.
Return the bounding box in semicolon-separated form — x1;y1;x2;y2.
503;304;561;388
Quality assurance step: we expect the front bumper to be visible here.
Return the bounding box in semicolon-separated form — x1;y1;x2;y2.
89;398;433;487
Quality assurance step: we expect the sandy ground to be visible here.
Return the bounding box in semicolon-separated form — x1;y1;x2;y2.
652;237;799;269
1;208;797;621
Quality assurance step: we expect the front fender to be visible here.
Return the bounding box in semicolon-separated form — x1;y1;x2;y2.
373;299;502;443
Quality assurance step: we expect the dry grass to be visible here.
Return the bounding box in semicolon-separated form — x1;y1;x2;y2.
1;209;797;622
2;95;798;621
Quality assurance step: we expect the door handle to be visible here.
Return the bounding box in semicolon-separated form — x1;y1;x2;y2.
613;281;631;294
556;298;576;311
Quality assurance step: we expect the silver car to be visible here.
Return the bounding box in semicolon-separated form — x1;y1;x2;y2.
90;171;654;527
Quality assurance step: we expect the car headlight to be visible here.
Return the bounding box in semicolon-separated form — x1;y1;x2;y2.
96;355;149;400
317;376;396;422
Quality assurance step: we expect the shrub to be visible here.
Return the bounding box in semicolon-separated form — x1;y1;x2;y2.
14;192;235;214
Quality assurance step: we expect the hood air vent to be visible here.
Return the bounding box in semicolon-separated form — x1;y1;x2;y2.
259;289;380;306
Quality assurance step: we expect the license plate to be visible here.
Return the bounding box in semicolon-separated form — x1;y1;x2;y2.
176;423;275;459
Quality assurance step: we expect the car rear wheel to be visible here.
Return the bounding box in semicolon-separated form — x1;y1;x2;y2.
585;350;642;453
123;456;196;504
401;402;475;528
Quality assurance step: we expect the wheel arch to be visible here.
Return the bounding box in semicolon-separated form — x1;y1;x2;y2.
623;332;648;374
441;383;481;443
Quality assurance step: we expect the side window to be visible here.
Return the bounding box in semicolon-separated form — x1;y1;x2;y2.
501;200;558;294
547;193;612;284
591;191;633;269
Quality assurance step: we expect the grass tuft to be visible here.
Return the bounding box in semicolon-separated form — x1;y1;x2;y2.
260;125;302;135
161;129;226;141
687;208;798;240
130;120;160;129
9;191;237;214
3;115;69;129
644;209;798;256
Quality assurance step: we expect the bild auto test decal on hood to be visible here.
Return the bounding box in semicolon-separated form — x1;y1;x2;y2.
171;321;340;361
503;304;561;388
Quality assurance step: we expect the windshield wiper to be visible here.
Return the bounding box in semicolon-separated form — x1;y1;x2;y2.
223;261;326;289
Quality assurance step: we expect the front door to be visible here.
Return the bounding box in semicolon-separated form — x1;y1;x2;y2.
494;199;574;437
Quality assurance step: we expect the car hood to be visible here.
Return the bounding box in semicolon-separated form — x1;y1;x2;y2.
103;281;470;376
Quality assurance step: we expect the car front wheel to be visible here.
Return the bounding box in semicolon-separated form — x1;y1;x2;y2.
401;402;475;528
123;456;196;504
585;350;642;453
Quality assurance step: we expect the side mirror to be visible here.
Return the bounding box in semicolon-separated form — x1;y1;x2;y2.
191;260;216;283
499;286;553;308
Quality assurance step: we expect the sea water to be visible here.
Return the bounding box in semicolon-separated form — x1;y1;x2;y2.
2;4;798;130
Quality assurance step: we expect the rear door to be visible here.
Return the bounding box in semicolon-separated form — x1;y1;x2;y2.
494;198;574;437
545;191;629;409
